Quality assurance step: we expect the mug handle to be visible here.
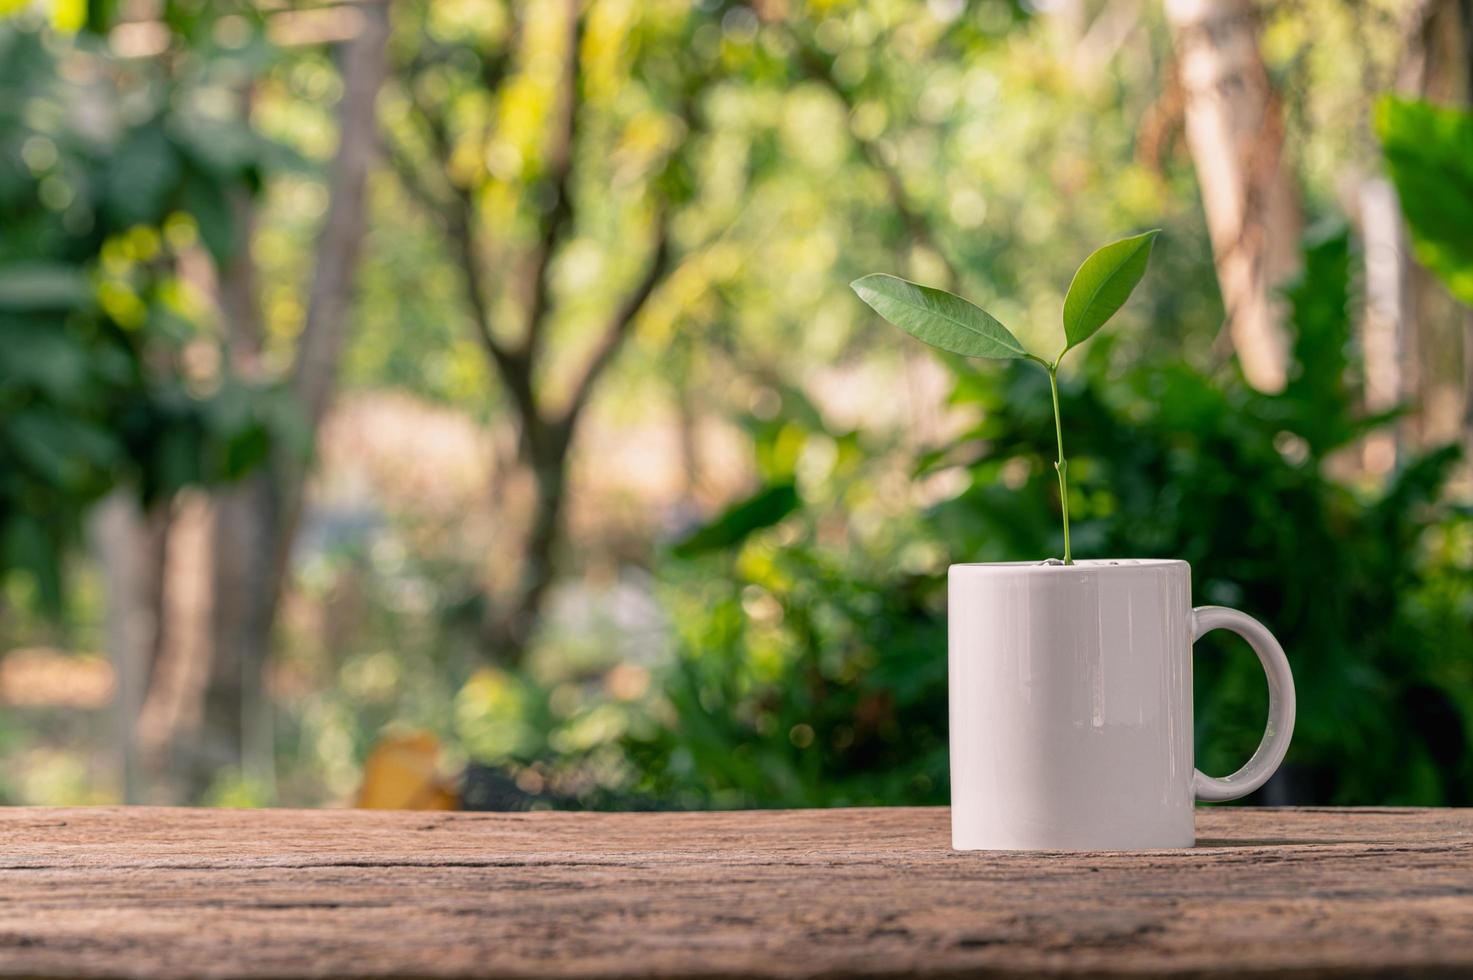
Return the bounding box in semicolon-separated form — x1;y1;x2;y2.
1191;605;1297;802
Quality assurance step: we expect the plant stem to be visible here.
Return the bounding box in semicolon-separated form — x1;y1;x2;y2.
1046;364;1072;564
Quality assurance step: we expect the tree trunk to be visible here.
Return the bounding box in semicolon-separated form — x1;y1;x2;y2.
195;478;279;799
190;0;392;801
390;1;679;669
1383;0;1473;458
89;491;170;804
1358;177;1411;474
187;174;282;797
134;490;215;803
1165;0;1300;393
485;456;568;664
1408;0;1473;456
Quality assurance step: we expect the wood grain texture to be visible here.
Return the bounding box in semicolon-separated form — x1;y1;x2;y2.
0;806;1470;978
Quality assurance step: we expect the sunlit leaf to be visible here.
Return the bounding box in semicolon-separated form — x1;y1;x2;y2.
1061;230;1158;353
357;732;459;810
850;274;1030;360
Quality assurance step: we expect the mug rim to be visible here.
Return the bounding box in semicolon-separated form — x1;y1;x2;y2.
950;558;1187;573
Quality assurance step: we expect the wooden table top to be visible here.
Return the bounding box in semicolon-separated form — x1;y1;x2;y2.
0;806;1470;978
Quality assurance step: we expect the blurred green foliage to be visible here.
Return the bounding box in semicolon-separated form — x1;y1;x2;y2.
1;1;1469;812
624;231;1473;808
0;19;287;611
1377;96;1473;305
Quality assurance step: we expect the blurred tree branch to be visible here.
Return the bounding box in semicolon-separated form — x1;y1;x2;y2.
384;0;685;664
562;219;673;435
197;0;394;800
521;3;583;367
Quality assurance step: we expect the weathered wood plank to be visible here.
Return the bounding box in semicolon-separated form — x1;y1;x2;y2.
0;807;1470;978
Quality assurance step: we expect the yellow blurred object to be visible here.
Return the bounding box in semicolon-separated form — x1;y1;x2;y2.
355;732;460;810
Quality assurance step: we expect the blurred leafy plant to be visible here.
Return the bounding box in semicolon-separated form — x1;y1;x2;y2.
1376;96;1473;306
936;230;1472;804
630;230;1471;809
632;386;948;809
851;230;1158;563
0;16;286;611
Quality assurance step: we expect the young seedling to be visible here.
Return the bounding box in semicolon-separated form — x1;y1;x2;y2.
851;231;1159;565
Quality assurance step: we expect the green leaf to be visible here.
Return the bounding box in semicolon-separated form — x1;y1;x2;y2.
1376;97;1473;306
3;515;65;616
672;482;799;559
0;264;92;312
170;117;262;179
850;274;1030;360
7;410;121;487
182;170;238;264
1061;229;1159;353
0;322;93;398
1279;229;1359;456
83;0;121;34
106;122;181;228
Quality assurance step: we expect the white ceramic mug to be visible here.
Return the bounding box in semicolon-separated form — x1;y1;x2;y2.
948;559;1294;850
